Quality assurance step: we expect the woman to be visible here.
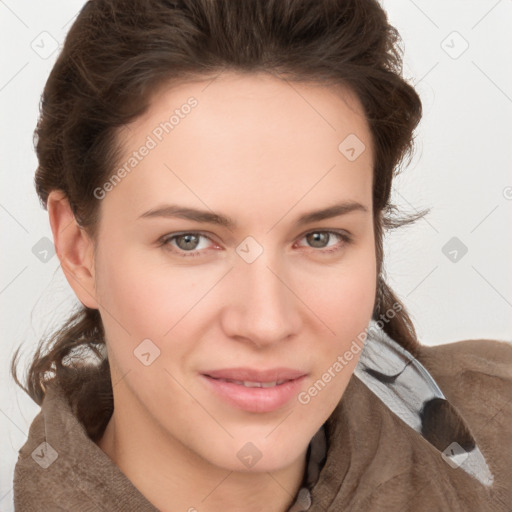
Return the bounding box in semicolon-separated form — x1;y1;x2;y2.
11;0;512;510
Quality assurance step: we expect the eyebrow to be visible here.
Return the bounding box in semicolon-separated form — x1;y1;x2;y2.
138;201;368;229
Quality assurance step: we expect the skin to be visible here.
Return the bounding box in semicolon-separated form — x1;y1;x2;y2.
47;71;376;512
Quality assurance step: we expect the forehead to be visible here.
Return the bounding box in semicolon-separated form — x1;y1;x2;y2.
106;71;373;220
128;70;371;145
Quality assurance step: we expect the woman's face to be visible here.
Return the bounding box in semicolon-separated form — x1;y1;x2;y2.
91;72;376;472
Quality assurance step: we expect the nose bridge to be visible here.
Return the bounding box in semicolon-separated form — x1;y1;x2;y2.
229;243;300;345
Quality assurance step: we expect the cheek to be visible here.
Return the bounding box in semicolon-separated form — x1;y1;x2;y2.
93;242;217;373
92;243;173;368
334;267;376;328
298;246;376;393
299;246;377;331
94;243;182;330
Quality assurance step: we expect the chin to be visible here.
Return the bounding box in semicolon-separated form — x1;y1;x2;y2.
199;433;309;474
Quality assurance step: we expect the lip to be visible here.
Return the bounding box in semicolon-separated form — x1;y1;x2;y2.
201;375;307;413
200;367;308;413
202;367;307;382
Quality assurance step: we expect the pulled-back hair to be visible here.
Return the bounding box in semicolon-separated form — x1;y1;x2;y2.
12;0;426;436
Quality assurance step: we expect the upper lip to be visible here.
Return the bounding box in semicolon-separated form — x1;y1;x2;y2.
202;367;307;382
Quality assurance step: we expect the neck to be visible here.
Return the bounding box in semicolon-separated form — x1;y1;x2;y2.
96;405;308;512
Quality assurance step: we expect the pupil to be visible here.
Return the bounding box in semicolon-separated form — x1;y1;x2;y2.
307;232;328;248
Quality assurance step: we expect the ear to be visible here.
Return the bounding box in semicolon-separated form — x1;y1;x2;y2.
47;190;98;309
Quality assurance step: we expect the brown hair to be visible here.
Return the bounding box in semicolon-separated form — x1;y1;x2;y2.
11;0;426;438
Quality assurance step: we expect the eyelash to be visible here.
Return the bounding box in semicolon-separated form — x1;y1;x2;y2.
158;230;353;258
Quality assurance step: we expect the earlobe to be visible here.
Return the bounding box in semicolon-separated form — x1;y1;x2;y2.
47;190;98;309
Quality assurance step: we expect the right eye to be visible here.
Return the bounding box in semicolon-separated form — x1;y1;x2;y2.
159;232;219;257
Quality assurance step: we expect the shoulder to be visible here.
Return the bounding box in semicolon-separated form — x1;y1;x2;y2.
417;336;512;383
417;336;512;414
416;336;512;436
417;337;512;502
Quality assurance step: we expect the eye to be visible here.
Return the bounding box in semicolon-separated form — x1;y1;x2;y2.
295;230;352;254
159;229;353;258
159;232;216;257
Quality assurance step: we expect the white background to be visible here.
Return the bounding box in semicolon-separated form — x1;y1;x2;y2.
1;1;511;509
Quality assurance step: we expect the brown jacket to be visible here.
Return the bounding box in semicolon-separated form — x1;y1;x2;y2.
13;335;512;511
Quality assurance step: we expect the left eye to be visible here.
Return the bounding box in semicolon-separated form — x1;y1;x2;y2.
160;230;351;257
295;231;350;252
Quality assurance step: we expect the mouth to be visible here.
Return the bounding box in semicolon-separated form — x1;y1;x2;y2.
204;376;293;388
200;372;307;413
202;366;307;383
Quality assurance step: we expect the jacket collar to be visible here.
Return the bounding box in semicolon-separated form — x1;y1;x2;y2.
354;320;493;487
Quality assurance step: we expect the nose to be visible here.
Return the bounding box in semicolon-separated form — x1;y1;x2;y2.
221;253;302;348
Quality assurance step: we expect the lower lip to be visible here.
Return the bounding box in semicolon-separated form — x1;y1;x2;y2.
201;375;306;413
